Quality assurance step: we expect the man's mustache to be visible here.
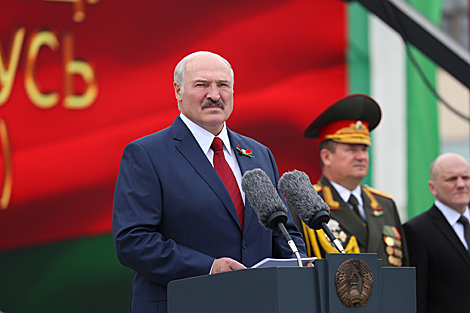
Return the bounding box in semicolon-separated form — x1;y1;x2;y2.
202;99;225;109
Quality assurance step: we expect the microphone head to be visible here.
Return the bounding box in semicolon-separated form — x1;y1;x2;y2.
241;168;288;230
278;170;330;230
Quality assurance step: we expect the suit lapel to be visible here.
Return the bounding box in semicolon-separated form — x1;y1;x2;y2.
430;206;470;269
228;130;257;232
172;117;241;230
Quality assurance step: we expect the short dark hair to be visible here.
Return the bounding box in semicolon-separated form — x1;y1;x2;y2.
318;140;337;168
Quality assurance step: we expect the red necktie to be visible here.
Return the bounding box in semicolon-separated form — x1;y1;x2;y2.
211;137;245;229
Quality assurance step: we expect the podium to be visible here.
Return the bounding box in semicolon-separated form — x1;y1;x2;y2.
168;253;416;313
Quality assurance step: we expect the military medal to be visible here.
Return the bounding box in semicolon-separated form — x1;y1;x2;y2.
383;225;403;267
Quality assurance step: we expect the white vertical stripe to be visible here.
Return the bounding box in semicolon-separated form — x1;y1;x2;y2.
369;15;408;221
436;67;470;161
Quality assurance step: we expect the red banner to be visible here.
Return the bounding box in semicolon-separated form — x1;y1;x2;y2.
0;0;347;250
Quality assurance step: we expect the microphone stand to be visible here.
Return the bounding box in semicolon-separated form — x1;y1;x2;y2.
309;211;345;253
267;211;303;267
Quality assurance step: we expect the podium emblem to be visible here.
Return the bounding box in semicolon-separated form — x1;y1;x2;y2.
335;258;373;308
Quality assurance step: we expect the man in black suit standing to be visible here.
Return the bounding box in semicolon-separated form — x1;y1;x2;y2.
403;152;470;313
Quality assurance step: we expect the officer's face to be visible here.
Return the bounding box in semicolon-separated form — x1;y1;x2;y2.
429;154;470;213
323;143;369;188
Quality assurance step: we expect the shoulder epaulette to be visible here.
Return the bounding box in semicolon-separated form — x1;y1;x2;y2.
363;185;393;199
314;182;340;209
314;183;323;193
321;185;340;209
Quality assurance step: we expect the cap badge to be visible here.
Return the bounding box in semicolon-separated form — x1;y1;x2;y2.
354;121;364;132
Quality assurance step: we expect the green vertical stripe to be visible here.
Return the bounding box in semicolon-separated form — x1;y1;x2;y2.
406;0;442;219
347;2;370;95
347;2;373;186
0;234;133;313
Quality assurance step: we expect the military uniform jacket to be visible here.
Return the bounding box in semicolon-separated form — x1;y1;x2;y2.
300;176;409;267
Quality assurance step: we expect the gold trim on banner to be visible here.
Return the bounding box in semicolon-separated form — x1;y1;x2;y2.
45;0;100;23
0;119;12;209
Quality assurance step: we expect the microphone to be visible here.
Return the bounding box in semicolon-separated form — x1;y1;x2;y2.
278;170;345;253
241;168;303;266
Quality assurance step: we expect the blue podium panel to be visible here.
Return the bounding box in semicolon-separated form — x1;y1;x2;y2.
168;267;319;313
381;267;416;313
168;254;416;313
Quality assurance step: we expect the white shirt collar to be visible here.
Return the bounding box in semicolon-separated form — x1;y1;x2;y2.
179;113;233;155
329;180;363;206
434;200;470;226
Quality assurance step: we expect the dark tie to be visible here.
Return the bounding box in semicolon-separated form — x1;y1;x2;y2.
211;137;245;229
458;215;470;251
348;194;363;220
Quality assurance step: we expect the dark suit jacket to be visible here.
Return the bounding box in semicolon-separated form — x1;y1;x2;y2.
112;116;306;313
403;205;470;313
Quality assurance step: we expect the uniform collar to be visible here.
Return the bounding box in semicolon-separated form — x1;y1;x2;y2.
330;180;363;207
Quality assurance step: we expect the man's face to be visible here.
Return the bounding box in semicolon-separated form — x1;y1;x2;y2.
174;54;233;135
322;143;369;189
429;155;470;213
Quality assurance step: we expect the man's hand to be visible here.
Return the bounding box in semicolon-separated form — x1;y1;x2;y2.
211;257;246;274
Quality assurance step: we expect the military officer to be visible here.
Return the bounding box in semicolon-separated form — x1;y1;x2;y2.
294;94;408;267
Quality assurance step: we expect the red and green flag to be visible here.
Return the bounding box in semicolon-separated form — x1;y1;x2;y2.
0;1;347;311
0;0;447;311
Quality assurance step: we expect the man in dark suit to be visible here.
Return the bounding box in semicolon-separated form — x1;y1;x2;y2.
403;153;470;313
112;51;306;313
292;94;408;267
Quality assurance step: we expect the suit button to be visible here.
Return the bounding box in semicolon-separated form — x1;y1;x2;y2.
242;241;247;249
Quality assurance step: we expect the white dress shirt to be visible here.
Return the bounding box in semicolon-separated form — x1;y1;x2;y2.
330;181;367;220
435;200;470;249
179;113;245;203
